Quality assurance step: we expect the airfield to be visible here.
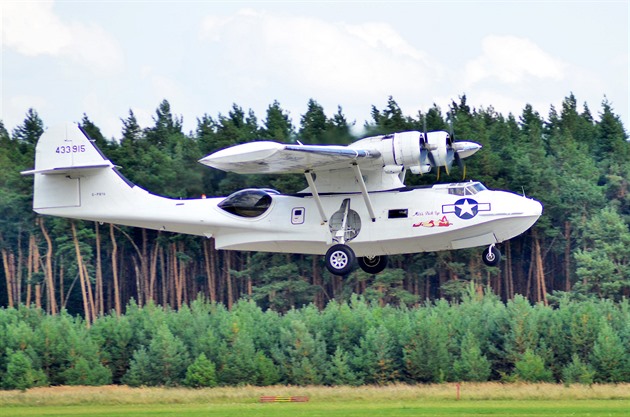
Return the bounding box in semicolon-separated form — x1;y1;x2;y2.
2;383;629;417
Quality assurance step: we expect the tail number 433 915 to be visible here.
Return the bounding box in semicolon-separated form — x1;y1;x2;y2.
56;145;86;154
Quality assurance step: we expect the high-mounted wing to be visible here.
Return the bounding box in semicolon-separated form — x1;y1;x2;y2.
199;141;381;174
199;130;482;192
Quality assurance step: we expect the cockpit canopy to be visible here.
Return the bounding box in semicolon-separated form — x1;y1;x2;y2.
434;181;487;196
218;189;278;218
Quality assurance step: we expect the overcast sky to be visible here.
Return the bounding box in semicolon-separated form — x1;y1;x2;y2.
2;1;628;140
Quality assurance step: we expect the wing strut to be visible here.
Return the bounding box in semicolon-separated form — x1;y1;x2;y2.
351;163;376;222
304;170;327;224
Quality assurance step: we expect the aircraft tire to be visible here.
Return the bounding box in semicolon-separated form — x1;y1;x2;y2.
358;255;388;274
482;245;501;267
325;244;356;276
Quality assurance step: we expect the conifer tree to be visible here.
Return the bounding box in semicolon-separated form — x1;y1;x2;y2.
299;99;328;144
80;114;110;149
403;315;452;383
453;330;491;381
324;346;360;386
122;346;152;387
253;351;280;386
590;320;628;382
2;350;47;390
367;96;414;134
513;349;553;382
354;324;399;384
561;354;595;385
219;331;258;385
574;207;630;300
184;353;217;388
62;356;112;386
11;108;44;147
147;324;190;386
260;100;294;141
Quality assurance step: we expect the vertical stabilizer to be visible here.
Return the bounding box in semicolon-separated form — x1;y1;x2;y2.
31;124;111;173
21;124;118;210
22;124;219;236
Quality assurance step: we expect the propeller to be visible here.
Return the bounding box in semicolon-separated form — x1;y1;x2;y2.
421;119;436;173
419;115;472;180
447;113;466;179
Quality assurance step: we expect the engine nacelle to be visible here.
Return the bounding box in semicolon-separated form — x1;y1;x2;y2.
377;130;450;172
353;130;481;175
385;131;422;167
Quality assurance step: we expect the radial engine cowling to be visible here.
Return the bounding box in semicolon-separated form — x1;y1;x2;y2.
378;131;442;173
377;130;480;175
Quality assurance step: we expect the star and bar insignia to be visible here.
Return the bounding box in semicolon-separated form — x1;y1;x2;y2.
442;198;491;220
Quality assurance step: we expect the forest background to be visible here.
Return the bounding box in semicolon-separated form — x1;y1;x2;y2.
0;94;629;388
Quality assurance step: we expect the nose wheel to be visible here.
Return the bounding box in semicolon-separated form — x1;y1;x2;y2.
482;244;501;267
325;244;357;276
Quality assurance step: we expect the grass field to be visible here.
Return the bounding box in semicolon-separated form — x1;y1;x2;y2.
1;383;629;417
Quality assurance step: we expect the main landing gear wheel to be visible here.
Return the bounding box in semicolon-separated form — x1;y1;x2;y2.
482;245;501;267
358;255;389;274
325;244;357;276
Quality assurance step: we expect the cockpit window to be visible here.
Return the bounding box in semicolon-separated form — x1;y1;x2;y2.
447;182;487;196
469;183;487;193
218;189;274;218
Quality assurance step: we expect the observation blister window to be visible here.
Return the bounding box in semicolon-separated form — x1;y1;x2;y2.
218;189;274;218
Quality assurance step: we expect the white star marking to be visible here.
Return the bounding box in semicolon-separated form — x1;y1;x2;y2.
457;199;476;217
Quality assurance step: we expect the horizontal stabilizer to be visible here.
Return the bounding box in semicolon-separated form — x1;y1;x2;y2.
21;164;112;176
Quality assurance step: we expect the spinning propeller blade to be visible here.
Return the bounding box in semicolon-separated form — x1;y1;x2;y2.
448;113;467;180
420;119;440;172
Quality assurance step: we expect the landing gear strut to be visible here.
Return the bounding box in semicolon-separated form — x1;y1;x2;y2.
482;244;501;267
325;244;357;276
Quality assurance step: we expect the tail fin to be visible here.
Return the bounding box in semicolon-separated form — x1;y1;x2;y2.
21;124;134;213
22;124;216;236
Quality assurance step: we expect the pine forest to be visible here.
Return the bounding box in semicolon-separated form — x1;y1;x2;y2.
0;94;629;388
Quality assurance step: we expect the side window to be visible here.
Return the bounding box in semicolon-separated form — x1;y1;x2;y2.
448;188;465;196
291;207;305;224
388;209;408;219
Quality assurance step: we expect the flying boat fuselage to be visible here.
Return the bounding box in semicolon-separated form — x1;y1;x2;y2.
37;179;541;258
24;124;543;274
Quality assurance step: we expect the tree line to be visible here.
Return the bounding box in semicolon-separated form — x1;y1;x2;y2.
1;291;629;390
0;94;629;320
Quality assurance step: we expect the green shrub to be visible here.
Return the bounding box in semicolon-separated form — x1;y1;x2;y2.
562;354;595;386
513;349;553;382
591;321;628;382
62;356;112;386
254;351;280;386
453;331;491;382
324;347;360;386
184;353;217;388
3;350;47;390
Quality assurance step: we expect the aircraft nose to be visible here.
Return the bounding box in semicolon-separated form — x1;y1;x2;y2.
526;197;543;217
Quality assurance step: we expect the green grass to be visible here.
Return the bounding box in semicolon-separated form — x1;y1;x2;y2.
2;384;629;417
4;400;630;417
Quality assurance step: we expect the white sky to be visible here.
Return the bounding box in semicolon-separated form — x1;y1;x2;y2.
1;1;628;139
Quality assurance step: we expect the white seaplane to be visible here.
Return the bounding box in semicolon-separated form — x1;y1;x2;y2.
23;124;542;275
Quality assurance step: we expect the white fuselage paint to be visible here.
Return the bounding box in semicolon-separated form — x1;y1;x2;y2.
26;124;542;259
35;168;542;258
